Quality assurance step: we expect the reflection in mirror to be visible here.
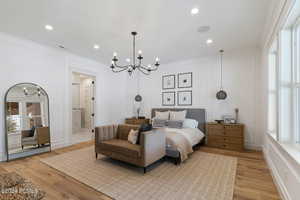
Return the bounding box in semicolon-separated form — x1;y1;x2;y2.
5;83;51;161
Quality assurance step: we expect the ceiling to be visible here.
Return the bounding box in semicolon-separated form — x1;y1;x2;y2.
0;0;271;65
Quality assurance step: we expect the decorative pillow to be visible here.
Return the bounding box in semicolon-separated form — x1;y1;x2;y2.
183;118;199;128
167;120;183;129
169;110;187;121
128;129;139;144
155;111;170;120
0;172;25;189
152;119;167;128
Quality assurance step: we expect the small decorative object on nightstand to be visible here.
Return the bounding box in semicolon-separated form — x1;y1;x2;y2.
206;122;244;151
125;117;150;125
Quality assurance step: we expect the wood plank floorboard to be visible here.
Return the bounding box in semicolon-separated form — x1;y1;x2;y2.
0;142;281;200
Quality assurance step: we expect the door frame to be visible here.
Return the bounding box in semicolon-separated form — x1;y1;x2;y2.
67;66;96;145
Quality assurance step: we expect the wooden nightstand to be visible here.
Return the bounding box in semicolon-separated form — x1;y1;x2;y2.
125;118;150;125
206;122;244;151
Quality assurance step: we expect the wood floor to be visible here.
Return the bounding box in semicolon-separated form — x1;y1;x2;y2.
0;141;281;200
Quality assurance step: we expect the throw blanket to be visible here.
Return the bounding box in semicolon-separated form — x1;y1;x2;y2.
163;128;205;162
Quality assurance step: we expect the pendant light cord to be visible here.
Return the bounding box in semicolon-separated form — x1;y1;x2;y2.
137;70;140;94
220;50;224;90
133;34;136;67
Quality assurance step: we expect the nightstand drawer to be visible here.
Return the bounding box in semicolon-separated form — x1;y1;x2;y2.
224;125;243;138
208;136;243;145
207;124;224;136
125;118;150;125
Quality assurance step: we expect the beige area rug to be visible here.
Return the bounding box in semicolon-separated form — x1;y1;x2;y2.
41;147;237;200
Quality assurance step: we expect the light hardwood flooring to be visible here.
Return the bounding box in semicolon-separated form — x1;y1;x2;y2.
0;141;281;200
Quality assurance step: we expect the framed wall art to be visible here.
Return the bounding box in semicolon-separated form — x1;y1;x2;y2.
177;90;192;106
178;72;192;88
162;74;175;89
162;92;175;106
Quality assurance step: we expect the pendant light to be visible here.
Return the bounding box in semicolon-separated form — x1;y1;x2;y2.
216;49;227;100
134;71;142;118
135;71;142;102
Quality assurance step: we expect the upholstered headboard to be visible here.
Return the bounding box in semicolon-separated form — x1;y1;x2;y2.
151;108;206;134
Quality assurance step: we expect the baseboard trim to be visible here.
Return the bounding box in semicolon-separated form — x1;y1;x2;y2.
245;143;262;151
51;140;68;150
263;143;292;200
0;152;5;162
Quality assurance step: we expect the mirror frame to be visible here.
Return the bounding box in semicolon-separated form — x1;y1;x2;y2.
4;82;51;161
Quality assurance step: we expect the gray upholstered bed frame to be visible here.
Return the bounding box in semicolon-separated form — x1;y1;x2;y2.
151;108;206;164
151;108;206;133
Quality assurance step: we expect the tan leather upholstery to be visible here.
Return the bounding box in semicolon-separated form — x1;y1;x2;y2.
21;127;50;148
117;124;139;140
95;124;166;168
100;139;141;158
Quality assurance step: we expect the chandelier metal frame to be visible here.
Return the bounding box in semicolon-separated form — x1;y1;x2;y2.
110;31;160;75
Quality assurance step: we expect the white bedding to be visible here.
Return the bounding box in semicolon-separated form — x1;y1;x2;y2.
160;127;205;161
164;127;205;147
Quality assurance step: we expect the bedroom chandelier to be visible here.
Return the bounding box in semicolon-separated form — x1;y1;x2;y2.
110;31;160;75
23;87;44;97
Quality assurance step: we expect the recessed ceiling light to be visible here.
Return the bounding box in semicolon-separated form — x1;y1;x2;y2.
93;44;100;50
191;7;199;15
45;25;53;31
206;39;213;44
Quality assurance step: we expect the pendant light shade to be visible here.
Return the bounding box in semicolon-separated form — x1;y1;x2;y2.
216;90;227;100
216;49;227;100
135;94;142;102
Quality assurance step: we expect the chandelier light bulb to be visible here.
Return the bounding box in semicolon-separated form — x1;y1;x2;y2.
155;57;159;62
111;61;114;65
126;58;131;63
148;64;151;68
138;50;142;55
113;52;117;57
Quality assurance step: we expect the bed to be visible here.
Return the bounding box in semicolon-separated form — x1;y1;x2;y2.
151;108;206;164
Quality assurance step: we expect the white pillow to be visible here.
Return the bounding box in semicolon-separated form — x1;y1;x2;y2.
170;110;186;121
128;129;139;144
155;111;170;120
183;118;199;128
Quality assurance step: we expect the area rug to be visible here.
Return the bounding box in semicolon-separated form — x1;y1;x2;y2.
41;147;237;200
0;172;46;200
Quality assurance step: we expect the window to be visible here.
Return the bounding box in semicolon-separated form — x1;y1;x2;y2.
6;102;21;134
279;29;292;142
294;22;300;143
268;39;278;140
268;8;300;145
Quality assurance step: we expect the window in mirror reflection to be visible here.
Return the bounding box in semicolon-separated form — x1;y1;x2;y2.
6;102;21;134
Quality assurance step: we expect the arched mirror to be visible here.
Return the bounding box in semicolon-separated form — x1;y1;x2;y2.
5;83;51;161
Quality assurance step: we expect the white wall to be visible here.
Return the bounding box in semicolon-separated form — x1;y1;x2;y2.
0;32;127;161
125;47;262;150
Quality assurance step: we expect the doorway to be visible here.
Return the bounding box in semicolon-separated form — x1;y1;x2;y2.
71;72;95;144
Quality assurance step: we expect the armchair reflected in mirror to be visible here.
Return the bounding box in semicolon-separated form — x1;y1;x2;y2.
5;83;51;161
